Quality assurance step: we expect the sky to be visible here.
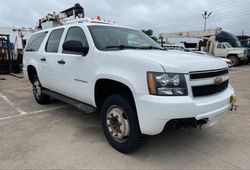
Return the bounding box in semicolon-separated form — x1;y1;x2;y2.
0;0;249;37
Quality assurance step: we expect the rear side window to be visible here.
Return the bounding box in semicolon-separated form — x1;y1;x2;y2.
46;28;64;53
25;32;47;52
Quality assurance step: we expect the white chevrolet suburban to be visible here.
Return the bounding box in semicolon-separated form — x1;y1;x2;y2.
23;19;235;153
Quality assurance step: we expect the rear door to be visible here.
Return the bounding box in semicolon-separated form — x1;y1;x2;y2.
40;28;65;91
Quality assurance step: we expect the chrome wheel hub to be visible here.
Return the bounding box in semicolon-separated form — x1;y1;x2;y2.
106;106;130;143
33;80;41;99
229;57;237;66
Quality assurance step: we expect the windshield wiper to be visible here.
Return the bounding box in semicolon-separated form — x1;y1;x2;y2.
105;45;140;50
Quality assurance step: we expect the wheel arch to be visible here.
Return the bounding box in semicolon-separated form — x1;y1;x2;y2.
227;53;238;58
94;78;136;110
27;65;37;84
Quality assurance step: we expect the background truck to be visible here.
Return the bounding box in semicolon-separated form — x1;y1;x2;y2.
160;28;248;66
0;27;34;73
237;35;250;63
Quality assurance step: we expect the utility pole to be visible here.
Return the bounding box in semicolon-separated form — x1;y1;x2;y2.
202;11;212;32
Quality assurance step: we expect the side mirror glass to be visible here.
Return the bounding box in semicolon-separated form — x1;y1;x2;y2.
63;40;89;56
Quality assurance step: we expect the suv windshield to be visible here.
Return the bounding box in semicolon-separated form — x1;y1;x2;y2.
88;25;162;51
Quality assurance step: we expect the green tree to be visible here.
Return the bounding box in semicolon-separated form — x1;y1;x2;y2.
142;29;158;42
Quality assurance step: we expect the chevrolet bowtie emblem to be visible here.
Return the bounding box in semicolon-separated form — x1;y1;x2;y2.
214;76;223;85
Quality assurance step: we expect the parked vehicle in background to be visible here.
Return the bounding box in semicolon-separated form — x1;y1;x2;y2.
160;28;248;66
0;34;20;74
162;43;189;51
214;42;247;66
23;4;236;153
192;51;233;67
237;35;250;63
163;45;186;51
0;27;34;73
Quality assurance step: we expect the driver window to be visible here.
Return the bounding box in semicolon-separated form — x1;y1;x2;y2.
63;27;88;54
217;44;222;48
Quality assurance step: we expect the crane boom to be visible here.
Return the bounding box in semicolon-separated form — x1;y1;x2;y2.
160;27;222;39
37;3;85;30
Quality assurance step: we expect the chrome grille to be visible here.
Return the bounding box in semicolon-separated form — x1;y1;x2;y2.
190;68;229;97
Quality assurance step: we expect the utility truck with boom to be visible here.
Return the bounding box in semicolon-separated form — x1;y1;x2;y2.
160;28;248;66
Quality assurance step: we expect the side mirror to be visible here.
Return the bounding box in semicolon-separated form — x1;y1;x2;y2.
63;40;89;56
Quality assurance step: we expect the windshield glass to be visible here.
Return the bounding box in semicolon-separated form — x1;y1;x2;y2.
88;25;162;51
216;31;242;47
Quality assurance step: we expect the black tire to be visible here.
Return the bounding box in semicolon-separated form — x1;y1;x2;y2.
228;55;239;66
32;75;50;105
101;94;146;153
242;60;248;65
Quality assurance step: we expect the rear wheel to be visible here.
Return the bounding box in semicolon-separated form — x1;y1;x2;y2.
101;94;146;153
228;55;239;66
32;75;50;104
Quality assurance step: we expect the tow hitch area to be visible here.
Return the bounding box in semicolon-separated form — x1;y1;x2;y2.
230;95;238;111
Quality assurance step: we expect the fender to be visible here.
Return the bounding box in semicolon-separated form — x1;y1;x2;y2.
91;74;136;107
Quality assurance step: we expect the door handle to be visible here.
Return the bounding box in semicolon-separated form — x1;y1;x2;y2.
40;57;46;62
57;60;66;65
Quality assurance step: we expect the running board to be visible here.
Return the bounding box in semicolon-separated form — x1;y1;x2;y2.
42;89;96;113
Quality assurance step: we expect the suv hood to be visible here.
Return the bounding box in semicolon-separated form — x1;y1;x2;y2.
115;50;228;73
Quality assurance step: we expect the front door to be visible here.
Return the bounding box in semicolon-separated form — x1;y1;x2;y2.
215;43;226;57
56;26;94;104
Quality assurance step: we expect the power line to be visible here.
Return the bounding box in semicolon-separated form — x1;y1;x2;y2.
160;1;249;22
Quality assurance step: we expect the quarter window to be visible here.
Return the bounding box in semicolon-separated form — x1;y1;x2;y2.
25;32;47;52
46;28;64;53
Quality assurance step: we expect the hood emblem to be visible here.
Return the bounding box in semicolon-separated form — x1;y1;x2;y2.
214;76;223;85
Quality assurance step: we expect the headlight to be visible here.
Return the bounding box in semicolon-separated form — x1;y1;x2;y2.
147;72;188;96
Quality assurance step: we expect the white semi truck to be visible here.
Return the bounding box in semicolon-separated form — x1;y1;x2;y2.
160;28;248;66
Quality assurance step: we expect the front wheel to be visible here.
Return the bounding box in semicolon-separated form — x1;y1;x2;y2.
101;94;146;153
228;55;239;66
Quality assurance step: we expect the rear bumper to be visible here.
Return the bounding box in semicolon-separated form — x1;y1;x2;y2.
134;85;234;135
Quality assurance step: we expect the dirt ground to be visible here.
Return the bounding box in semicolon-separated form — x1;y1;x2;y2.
0;65;250;169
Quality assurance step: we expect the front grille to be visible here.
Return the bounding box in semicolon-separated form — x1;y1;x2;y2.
190;69;228;80
192;80;229;97
190;68;229;97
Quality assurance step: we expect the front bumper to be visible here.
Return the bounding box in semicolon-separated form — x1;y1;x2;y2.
239;54;248;61
134;85;234;135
